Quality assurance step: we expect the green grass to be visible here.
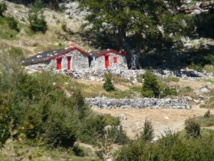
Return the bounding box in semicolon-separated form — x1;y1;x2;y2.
177;128;214;140
77;81;142;99
164;76;179;82
201;96;214;108
1;141;98;161
193;115;214;127
204;78;214;84
0;17;19;40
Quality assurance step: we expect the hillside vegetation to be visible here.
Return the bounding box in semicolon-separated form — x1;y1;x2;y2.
0;0;214;160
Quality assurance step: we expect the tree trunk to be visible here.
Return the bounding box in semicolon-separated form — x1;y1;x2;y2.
121;39;141;69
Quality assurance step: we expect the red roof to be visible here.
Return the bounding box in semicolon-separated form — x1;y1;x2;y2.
46;47;91;61
95;49;128;58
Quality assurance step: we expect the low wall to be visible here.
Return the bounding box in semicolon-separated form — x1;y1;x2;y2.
85;97;190;109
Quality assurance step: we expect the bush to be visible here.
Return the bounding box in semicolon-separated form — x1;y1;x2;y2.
204;110;211;118
140;120;154;141
141;71;160;98
185;119;201;139
160;87;177;98
0;3;7;16
28;1;48;33
103;73;115;92
7;16;19;32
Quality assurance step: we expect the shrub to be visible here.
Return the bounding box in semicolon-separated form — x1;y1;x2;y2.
188;63;203;72
140;120;154;141
185;119;201;139
0;3;7;16
7;16;19;32
205;54;214;65
108;126;129;145
73;144;85;157
204;110;211;118
103;73;115;92
160;87;177;98
141;71;160;98
28;1;48;33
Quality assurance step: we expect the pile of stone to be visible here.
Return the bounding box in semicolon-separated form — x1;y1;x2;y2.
179;1;214;14
85;97;190;109
66;67;212;82
66;68;146;82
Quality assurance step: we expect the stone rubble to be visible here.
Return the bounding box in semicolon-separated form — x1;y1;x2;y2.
85;97;190;109
65;67;213;82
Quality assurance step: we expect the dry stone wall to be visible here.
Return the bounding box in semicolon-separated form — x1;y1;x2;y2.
85;97;190;109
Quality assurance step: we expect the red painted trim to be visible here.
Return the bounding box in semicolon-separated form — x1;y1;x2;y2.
95;49;128;58
46;47;91;62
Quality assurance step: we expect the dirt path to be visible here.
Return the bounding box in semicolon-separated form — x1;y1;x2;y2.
93;106;214;139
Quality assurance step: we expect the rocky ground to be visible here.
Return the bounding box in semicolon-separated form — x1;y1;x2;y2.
93;105;214;139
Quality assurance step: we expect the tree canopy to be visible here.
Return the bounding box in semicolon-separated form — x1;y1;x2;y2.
81;0;194;69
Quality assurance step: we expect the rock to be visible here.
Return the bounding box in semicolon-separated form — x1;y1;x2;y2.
200;87;210;93
85;97;190;109
104;125;112;131
194;99;200;103
186;96;193;101
117;113;127;120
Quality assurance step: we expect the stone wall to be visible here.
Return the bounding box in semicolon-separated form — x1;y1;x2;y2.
85;97;190;109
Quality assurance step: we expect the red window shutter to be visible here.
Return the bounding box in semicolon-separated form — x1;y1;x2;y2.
113;57;117;63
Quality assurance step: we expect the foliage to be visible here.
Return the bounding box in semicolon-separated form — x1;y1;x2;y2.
185;119;201;139
204;110;211;118
160;86;177;98
188;62;203;72
140;120;154;142
78;113;120;145
28;1;47;33
108;126;130;145
81;0;195;68
0;49;127;149
141;71;160;98
73;144;85;157
0;2;7;16
201;96;214;109
103;73;115;92
7;16;19;32
116;129;214;161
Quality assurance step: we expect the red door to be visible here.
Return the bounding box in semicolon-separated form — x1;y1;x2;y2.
56;58;62;70
67;57;71;70
105;55;109;68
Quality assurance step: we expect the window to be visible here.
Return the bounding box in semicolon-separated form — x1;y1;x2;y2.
113;56;118;63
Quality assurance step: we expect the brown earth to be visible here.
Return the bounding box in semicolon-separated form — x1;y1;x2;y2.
93;106;214;139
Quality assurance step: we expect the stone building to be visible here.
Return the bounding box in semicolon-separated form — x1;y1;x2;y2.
23;45;128;72
23;46;91;72
90;49;128;70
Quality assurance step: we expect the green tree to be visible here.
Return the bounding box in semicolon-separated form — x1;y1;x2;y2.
0;2;7;16
141;120;154;141
141;71;160;98
81;0;194;69
28;0;48;33
103;73;115;92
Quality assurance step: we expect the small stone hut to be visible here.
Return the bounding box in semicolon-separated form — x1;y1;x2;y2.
90;49;128;69
23;45;91;72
